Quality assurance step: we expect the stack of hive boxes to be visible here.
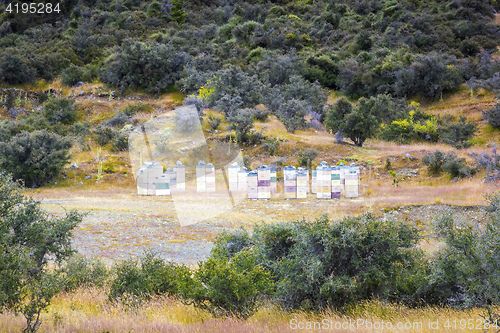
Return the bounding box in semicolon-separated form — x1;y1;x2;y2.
238;167;248;191
338;163;347;195
296;168;308;199
331;166;342;199
247;171;258;199
257;165;271;199
136;169;146;195
165;168;176;193
206;163;216;192
136;161;164;196
173;161;185;192
196;161;206;192
270;168;277;193
228;162;240;192
284;166;296;199
311;169;317;194
298;167;309;194
316;161;332;199
154;174;170;196
344;163;360;198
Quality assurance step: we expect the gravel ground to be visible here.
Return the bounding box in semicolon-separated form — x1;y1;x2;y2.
38;191;492;265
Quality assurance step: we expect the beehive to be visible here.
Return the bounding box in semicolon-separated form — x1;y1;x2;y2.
228;162;240;192
140;161;163;196
284;165;297;199
196;161;206;192
173;161;185;192
270;168;277;193
345;163;360;198
238;168;248;191
136;170;147;195
165;167;176;193
154;174;170;196
316;161;331;199
206;163;216;192
298;167;309;194
296;169;308;199
311;169;317;194
247;171;258;199
331;166;341;199
257;165;271;199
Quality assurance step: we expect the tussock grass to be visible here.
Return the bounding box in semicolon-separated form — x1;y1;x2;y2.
0;289;495;333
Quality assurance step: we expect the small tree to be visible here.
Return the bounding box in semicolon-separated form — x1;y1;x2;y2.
422;150;446;176
170;0;186;25
297;148;318;169
483;103;500;129
343;99;378;147
324;97;353;143
0;130;72;188
227;109;255;143
0;172;83;331
0;53;35;85
43;98;78;125
189;249;273;319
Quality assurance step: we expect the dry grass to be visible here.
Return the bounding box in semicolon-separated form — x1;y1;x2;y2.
0;288;496;333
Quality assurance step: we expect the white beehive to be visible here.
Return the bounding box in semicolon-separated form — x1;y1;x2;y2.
345;163;360;198
173;161;185;192
270;168;277;194
283;166;296;199
316;161;331;199
331;166;341;199
206;163;216;192
257;165;271;199
228;162;240;192
196;161;206;192
136;169;147;195
238;168;248;191
154;174;170;196
165;167;176;193
311;169;317;194
296;169;308;199
247;171;258;199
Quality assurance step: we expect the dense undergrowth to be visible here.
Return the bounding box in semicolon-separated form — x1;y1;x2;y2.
1;0;500;140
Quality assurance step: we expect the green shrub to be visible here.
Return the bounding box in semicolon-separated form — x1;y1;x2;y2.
0;130;72;187
442;153;475;178
429;194;500;307
422;150;446;176
60;255;108;292
0;53;35;84
423;150;475;178
93;126;115;146
483;103;500;129
61;64;89;86
189;249;273;319
100;41;186;94
263;137;279;156
438;116;477;149
253;109;269;122
108;252;190;307
227;109;255;143
297;148;318;169
43;98;78;125
254;214;425;310
207;114;222;130
110;131;129;152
